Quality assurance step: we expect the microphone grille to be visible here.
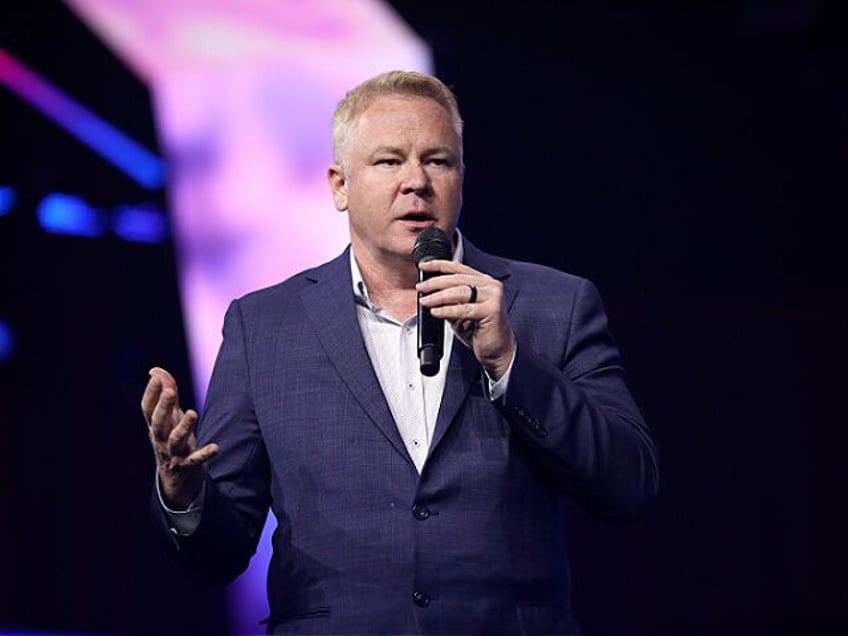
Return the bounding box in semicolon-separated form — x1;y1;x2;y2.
412;227;451;266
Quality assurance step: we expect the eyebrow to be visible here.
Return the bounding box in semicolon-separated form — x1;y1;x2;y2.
369;145;457;157
370;145;404;156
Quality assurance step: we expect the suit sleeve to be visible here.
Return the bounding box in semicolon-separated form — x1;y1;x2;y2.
497;277;659;522
151;299;271;584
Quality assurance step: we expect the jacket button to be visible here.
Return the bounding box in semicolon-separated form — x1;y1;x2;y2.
412;589;431;607
412;504;430;520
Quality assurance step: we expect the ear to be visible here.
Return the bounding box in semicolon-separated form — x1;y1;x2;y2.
327;164;348;211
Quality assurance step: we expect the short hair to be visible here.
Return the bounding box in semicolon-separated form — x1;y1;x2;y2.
332;70;464;168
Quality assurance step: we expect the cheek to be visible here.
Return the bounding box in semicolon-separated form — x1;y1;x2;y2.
359;181;395;207
438;177;462;201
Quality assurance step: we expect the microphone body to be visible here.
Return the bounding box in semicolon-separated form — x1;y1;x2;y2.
412;227;452;376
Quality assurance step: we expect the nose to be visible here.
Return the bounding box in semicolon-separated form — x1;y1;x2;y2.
401;161;431;196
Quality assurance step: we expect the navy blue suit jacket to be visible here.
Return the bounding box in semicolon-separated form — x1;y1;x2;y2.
154;238;658;635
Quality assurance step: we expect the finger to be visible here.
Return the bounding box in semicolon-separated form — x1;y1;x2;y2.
169;409;199;454
417;259;476;276
416;272;479;296
420;280;489;309
186;443;220;466
142;367;180;425
149;366;179;400
150;387;181;443
140;374;163;426
430;301;478;322
416;263;478;290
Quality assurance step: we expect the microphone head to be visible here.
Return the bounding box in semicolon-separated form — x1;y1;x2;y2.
412;227;452;266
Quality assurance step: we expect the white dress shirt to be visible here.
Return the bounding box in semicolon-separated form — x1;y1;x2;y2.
350;242;458;473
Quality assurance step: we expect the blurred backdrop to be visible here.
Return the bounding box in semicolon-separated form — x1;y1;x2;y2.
1;1;846;635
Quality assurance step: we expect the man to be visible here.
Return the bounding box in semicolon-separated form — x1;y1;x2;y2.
142;70;658;635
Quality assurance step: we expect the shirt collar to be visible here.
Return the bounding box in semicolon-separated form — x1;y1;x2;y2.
352;229;465;310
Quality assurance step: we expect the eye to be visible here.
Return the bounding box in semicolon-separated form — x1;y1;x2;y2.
375;157;400;167
427;157;453;168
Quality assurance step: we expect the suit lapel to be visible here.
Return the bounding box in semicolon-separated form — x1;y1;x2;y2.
428;239;518;456
298;248;412;463
428;342;479;453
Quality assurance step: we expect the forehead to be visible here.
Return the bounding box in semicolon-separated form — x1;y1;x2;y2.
351;95;458;148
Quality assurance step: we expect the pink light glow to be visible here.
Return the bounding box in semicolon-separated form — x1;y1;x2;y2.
63;1;430;633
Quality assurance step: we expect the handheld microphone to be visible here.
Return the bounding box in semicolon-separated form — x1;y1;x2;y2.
412;227;452;376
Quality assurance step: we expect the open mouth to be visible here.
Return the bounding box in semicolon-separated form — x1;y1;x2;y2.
400;211;434;224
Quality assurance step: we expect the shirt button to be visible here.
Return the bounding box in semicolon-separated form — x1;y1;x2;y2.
412;438;421;447
407;382;415;391
412;589;431;607
412;503;430;520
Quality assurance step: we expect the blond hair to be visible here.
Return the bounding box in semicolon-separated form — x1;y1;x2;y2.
332;70;464;168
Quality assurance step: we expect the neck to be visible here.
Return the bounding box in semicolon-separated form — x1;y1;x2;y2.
353;248;419;322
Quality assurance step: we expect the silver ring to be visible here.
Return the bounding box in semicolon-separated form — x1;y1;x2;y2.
467;284;477;303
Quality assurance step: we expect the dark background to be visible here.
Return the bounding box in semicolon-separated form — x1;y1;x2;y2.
1;1;846;634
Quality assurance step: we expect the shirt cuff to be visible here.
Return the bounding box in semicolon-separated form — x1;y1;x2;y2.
156;475;205;536
486;345;516;401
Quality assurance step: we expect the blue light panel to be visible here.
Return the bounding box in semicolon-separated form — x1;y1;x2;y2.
112;204;169;243
0;186;16;216
37;193;108;238
0;319;14;361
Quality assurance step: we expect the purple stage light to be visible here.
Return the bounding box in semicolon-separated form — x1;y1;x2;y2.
0;47;164;189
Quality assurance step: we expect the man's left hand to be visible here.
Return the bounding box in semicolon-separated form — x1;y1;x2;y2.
416;259;515;380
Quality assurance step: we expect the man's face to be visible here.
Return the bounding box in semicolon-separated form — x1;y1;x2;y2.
328;95;464;266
